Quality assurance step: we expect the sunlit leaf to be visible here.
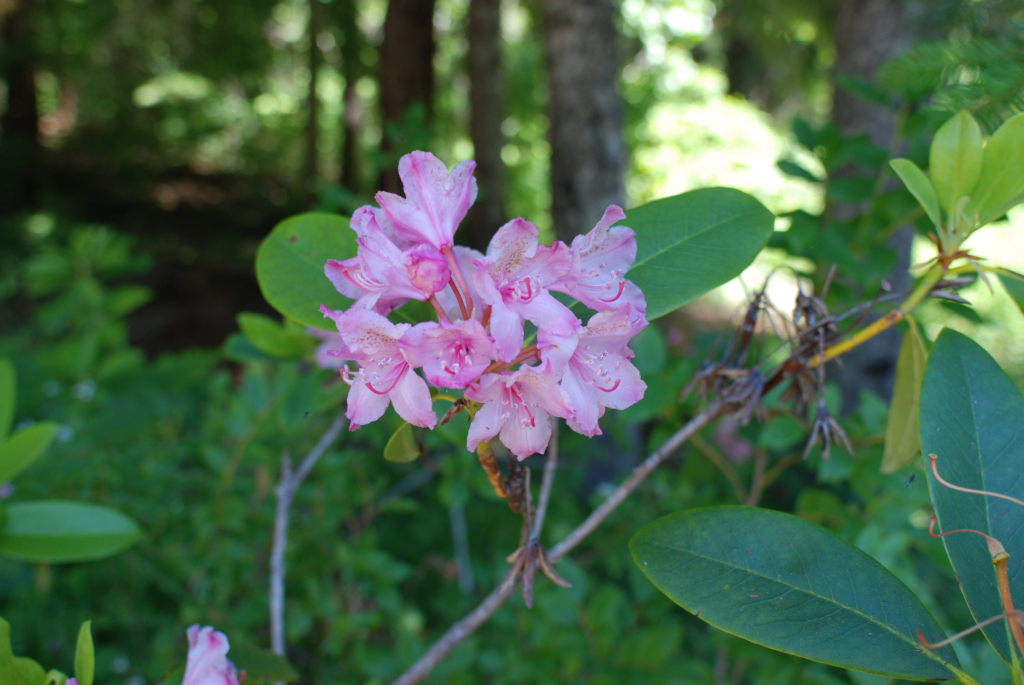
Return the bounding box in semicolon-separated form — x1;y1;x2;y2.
889;159;942;228
630;506;959;680
0;423;58;484
383;422;419;463
626;188;774;320
0;501;142;563
929;110;983;214
920;329;1024;661
999;273;1024;315
968;112;1024;225
0;617;47;685
255;213;356;331
74;621;94;685
881;318;927;473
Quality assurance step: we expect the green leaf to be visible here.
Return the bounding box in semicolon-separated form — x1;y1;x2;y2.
920;329;1024;661
73;621;94;685
776;160;822;183
889;159;942;228
930;110;983;214
255;213;356;331
881;319;927;474
999;273;1024;315
383;422;419;463
0;358;14;442
229;644;299;683
630;506;959;680
625;188;775;320
237;313;302;358
968;112;1024;225
0;501;142;563
0;423;58;483
0;617;47;685
837;75;893;107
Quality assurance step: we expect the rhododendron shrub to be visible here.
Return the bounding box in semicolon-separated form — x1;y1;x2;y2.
318;151;649;459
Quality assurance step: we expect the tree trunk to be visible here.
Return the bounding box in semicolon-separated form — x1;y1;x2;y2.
338;0;364;194
379;0;436;194
0;0;40;210
304;0;322;192
828;0;915;412
543;0;626;242
463;0;506;251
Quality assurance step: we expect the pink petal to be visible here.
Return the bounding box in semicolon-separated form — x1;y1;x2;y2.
346;377;391;428
559;367;600;436
500;409;554;460
389;369;437;428
182;625;240;685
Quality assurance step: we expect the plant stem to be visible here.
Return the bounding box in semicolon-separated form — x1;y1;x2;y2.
530;421;559;541
270;414;346;663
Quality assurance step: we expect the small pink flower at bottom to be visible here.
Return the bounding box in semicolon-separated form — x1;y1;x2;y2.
465;362;573;460
182;625;241;685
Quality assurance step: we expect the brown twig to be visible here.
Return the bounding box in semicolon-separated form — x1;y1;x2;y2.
743;450;768;506
548;400;725;562
388;402;724;685
531;421;559;541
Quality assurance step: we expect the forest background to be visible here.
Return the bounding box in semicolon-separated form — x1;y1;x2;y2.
3;0;1024;683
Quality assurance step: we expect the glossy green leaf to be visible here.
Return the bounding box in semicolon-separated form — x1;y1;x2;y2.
0;423;58;483
0;358;15;442
625;188;775;320
929;111;983;214
968;112;1024;225
889;159;942;228
0;501;142;563
0;617;47;685
229;644;299;682
881;319;927;474
255;213;356;331
383;422;419;463
999;273;1024;315
237;313;302;358
73;621;94;685
630;506;959;680
920;329;1024;661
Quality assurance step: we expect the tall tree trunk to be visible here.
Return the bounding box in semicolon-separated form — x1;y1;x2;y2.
0;0;40;210
338;0;364;194
379;0;436;194
543;0;626;242
305;0;322;192
828;0;915;412
463;0;506;251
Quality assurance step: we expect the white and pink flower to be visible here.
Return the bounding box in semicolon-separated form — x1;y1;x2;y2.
319;150;649;458
182;625;241;685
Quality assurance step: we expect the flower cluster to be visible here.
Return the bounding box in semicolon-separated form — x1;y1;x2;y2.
319;151;648;459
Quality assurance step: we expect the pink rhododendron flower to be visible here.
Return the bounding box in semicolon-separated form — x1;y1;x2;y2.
376;151;478;251
321;307;436;430
473;218;577;361
550;205;646;313
316;150;650;459
325;207;449;314
465;362;573;459
553;305;647;437
182;625;240;685
400;319;497;389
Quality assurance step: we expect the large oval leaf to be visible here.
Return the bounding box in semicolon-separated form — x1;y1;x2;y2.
0;500;142;563
0;423;58;483
929;110;982;214
625;188;774;320
255;213;356;331
920;329;1024;661
630;506;959;680
967;112;1024;225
